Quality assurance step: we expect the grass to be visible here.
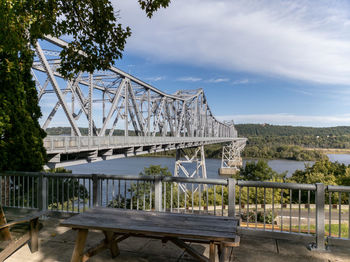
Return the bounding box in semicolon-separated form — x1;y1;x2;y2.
290;224;349;238
241;222;349;238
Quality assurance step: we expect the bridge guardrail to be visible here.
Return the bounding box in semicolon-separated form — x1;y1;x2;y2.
1;171;349;250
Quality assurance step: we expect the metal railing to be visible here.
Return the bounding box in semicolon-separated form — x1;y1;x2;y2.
326;185;350;246
1;171;349;250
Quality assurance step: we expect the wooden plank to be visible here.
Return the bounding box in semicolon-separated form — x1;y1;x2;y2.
65;212;237;235
103;231;120;258
62;224;236;242
0;210;45;230
104;232;238;247
81;207;238;224
82;208;237;229
71;229;88;262
219;243;228;262
170;238;209;262
65;221;237;241
115;233;130;243
81;210;238;230
221;237;240;247
82;233;128;261
29;218;39;253
0;232;30;261
209;241;215;262
62;214;236;235
88;208;238;222
0;206;11;241
82;239;106;262
63;216;237;242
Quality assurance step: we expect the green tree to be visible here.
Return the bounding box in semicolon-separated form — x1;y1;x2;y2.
108;165;184;210
288;160;350;203
236;160;286;181
288;160;344;185
0;0;170;172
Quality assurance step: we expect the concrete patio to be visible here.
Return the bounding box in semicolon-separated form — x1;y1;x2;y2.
4;218;350;262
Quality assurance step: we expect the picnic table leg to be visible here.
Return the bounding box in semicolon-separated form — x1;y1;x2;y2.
29;217;39;253
218;243;221;259
71;229;88;262
103;231;120;258
209;241;216;262
219;243;228;262
0;206;11;241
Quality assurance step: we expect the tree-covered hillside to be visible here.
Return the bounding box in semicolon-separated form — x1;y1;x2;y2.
236;124;350;137
236;124;350;150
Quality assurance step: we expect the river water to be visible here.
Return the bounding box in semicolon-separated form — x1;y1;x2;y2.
67;154;350;179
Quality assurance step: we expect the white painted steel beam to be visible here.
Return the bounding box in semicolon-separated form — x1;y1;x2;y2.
35;42;81;136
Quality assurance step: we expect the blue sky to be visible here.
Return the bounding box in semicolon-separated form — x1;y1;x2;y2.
38;0;350;128
108;0;350;127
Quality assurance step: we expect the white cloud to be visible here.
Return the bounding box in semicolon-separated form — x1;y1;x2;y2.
217;113;350;127
145;76;165;81
232;79;250;85
206;78;230;83
115;0;350;85
177;76;202;82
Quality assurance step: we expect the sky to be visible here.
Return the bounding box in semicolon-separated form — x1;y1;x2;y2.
99;0;350;127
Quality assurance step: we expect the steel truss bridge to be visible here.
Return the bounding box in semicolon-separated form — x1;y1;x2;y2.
32;36;246;179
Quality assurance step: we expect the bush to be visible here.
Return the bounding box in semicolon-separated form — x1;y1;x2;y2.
240;209;276;224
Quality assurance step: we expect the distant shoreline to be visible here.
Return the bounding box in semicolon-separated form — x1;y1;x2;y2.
304;148;350;154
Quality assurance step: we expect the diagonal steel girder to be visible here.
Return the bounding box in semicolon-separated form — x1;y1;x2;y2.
35;42;81;136
128;81;145;135
99;78;127;136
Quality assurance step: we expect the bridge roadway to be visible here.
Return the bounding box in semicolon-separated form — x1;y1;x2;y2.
44;136;246;168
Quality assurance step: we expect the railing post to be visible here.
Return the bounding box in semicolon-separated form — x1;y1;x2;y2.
92;175;101;207
315;183;326;250
228;178;236;217
154;177;162;212
38;174;47;212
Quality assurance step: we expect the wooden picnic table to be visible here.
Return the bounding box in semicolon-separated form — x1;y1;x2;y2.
60;207;240;262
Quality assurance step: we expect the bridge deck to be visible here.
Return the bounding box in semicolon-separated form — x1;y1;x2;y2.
44;136;246;168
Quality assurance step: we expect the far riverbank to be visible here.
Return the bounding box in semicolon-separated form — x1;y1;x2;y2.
304;148;350;154
67;154;350;179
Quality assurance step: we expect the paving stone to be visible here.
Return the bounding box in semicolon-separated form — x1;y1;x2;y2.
187;242;214;261
117;237;153;252
137;239;185;258
277;239;313;257
88;250;179;262
239;235;278;253
230;248;328;262
323;246;350;262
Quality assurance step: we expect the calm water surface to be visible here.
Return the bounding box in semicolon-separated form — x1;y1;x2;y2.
67;154;350;178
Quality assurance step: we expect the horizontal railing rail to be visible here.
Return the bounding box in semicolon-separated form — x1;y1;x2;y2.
237;180;317;190
0;171;349;250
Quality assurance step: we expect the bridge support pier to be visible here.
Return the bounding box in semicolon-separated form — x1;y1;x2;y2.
218;139;246;176
174;146;207;192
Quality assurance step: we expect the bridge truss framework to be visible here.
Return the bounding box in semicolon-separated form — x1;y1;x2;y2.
32;36;246;177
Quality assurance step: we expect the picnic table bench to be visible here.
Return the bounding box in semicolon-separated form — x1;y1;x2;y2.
0;207;44;262
60;207;239;262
